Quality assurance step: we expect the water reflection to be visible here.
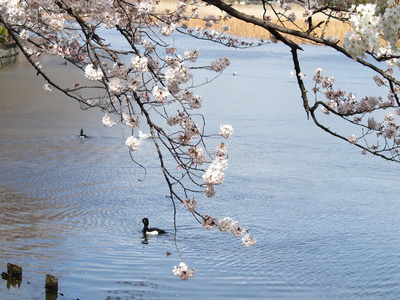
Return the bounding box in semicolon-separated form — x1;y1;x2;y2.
45;290;58;300
2;278;21;289
0;187;69;252
0;54;17;69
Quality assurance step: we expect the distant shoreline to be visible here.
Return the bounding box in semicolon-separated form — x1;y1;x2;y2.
157;1;351;45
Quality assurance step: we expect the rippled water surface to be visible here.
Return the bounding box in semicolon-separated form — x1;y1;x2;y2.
1;32;400;300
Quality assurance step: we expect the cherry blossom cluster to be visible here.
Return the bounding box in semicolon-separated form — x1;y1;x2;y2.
210;57;230;72
125;136;141;151
165;111;202;146
172;262;195;280
343;3;379;59
381;0;400;50
187;147;206;165
102;114;117;127
183;198;198;212
313;68;395;116
219;124;234;138
203;142;229;188
201;215;257;247
312;67;400;158
200;127;232;193
123;113;140;129
343;1;400;68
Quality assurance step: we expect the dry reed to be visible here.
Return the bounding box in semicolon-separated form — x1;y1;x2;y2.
157;0;352;45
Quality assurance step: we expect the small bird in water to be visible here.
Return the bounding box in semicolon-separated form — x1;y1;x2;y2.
79;129;88;138
139;131;151;139
142;218;166;235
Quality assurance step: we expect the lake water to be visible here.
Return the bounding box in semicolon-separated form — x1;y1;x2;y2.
1;31;400;300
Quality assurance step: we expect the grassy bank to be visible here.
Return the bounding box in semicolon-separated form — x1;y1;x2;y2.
158;0;351;44
0;26;9;44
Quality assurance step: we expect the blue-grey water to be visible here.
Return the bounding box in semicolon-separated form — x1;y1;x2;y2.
1;31;400;300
